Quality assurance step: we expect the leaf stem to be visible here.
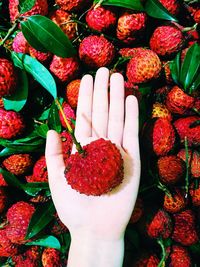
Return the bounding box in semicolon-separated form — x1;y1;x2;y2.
157;238;166;267
0;22;18;47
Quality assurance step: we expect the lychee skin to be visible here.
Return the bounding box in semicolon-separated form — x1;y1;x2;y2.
126;48;161;84
42;248;61;267
9;0;48;22
0;229;19;257
29;46;52;63
55;0;90;12
134;254;160;267
79;35;115;69
166;86;195;115
164;189;187;213
12;32;29;54
50;56;79;83
0;108;25;139
27;155;48;183
116;11;147;44
190;182;200;206
50;9;77;40
2;154;33;176
65;138;124;196
65;79;81;109
169;245;191;267
158;0;180;15
0;58;17;98
0;173;7;186
157;155;185;185
60;131;73;162
12;246;40;267
86;6;117;32
152;103;172;121
150;25;184;57
119;47;138;57
0;188;7;214
59;102;76;129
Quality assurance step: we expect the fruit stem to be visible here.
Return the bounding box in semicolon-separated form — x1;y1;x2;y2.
157;238;167;267
55;98;84;154
184;137;190;198
0;22;18;47
157;182;172;198
182;23;198;33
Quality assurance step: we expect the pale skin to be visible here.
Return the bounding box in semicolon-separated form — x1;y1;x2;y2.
45;67;141;267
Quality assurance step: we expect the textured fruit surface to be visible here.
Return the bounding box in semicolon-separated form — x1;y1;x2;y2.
190;182;200;206
158;0;180;15
134;254;160;267
126;48;161;84
29;47;52;63
29;155;48;182
65;138;124;196
164;189;187;213
79;35;115;68
152;102;172;120
178;149;200;178
42;248;61;267
12;32;29;54
60;131;73;162
65;79;81;108
169;245;191;267
86;6;117;32
157;155;185;184
0;58;17;97
150;26;184;57
0;188;7;213
0;108;25;139
0;173;7;186
59;102;76;129
12;246;40;267
55;0;89;12
0;229;18;257
116;12;147;44
2;154;33;176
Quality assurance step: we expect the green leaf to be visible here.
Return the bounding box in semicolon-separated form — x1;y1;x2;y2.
170;52;181;85
11;52;57;99
144;0;178;21
0;168;24;189
21;15;76;57
26;201;56;239
3;69;28;112
94;0;144;11
139;85;152;95
35;124;49;138
180;43;200;91
48;101;62;133
24;182;49;196
36;107;50;120
26;235;61;250
19;0;36;14
192;72;200;91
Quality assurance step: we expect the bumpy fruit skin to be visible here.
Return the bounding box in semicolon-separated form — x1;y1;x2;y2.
147;209;172;239
0;229;18;257
158;0;180;15
178;149;200;178
0;108;25;139
150;26;184;57
79;35;115;68
26;155;48;182
59;102;76;129
0;173;7;186
174;116;200;146
164;189;187;213
65;79;81;108
12;32;29;54
194;9;200;24
157;155;185;184
12;246;40;267
29;47;52;63
166;86;195;114
2;154;33;176
126;48;161;84
6;201;35;244
50;9;77;40
55;0;90;12
42;248;61;267
119;47;138;57
0;188;7;213
86;6;117;32
134;254;160;267
162;61;173;84
0;58;17;97
51;214;68;236
152;102;172;121
124;81;141;100
190;182;200;206
172;210;199;246
129;197;144;224
117;11;147;44
50;56;79;83
169;245;191;267
65;138;124;196
9;0;48;22
60;131;73;162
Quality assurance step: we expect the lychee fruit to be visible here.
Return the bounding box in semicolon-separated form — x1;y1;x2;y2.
0;108;25;139
190;182;200;206
79;35;115;68
0;188;7;214
158;0;180;15
29;46;52;63
65;138;124;196
152;102;172;121
0;173;8;186
163;189;187;213
26;155;48;183
162;61;173;84
134;254;160;267
168;245;191;267
12;246;40;267
119;47;138;58
0;58;17;98
0;229;19;257
55;0;90;12
12;31;29;54
60;131;73;162
42;248;62;267
59;101;76;129
65;79;81;109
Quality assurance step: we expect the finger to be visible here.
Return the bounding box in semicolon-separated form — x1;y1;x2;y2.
75;74;93;140
92;67;109;138
107;73;125;145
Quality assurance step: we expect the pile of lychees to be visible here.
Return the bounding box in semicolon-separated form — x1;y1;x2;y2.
0;0;200;265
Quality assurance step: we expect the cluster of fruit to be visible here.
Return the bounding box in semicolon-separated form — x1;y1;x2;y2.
0;0;200;266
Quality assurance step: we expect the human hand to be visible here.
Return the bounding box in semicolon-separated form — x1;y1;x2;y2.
45;67;140;267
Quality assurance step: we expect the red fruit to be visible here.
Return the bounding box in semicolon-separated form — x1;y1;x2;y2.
169;245;191;267
164;189;187;213
178;149;200;178
60;131;73;162
12;32;29;54
190;182;200;206
150;25;184;57
50;56;79;83
172;209;199;246
126;48;161;84
0;58;17;97
79;35;115;68
0;173;8;186
29;46;52;63
194;9;200;24
65;79;81;108
157;155;185;184
51;214;68;236
65;138;124;196
0;98;4;108
154;85;171;103
86;6;117;32
166;86;195;115
55;0;90;12
42;248;61;267
2;154;33;176
9;0;48;22
129;197;144;224
147;209;172;239
6;201;35;244
59;102;76;129
26;155;48;182
116;11;147;44
0;229;18;257
152;103;172;121
119;47;138;57
0;188;7;213
158;0;180;15
174;116;200;146
162;61;173;84
134;254;160;267
0;108;25;139
12;246;40;267
50;9;77;40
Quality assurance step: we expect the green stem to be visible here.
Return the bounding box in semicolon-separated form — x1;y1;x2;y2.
0;22;18;46
157;239;166;267
182;23;198;33
192;108;200;116
157;182;172;198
